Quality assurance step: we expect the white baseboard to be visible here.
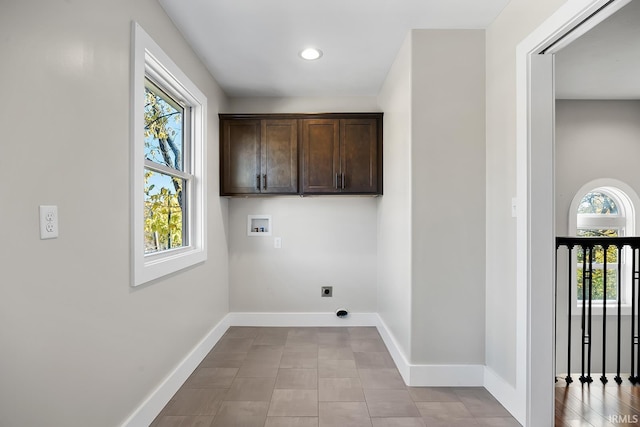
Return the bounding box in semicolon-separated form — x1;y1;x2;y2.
227;311;378;327
121;312;519;427
484;366;525;425
374;314;484;386
409;364;485;386
120;315;230;427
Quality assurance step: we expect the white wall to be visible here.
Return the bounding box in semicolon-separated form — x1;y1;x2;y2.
225;97;380;314
555;100;640;373
229;96;379;114
228;197;378;313
485;0;567;387
0;1;229;426
555;100;640;220
410;29;486;365
377;33;414;359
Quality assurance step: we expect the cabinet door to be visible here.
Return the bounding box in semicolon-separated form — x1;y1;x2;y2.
302;119;340;193
340;119;378;193
221;119;261;194
261;120;298;194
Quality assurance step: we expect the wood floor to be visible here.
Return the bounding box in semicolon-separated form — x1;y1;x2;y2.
555;378;640;426
152;326;521;427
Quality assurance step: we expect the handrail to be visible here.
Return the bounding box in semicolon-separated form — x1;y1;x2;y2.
557;236;640;248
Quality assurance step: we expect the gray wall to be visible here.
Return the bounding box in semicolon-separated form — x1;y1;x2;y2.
484;0;568;386
410;29;486;365
0;1;230;426
555;100;640;373
225;97;380;314
377;32;414;359
228;197;378;313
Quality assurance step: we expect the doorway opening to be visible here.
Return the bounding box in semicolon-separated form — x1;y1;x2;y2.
517;0;635;425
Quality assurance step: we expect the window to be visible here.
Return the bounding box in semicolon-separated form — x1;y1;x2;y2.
131;23;207;286
569;180;638;310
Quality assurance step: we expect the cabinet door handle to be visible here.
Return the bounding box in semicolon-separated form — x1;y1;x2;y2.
341;173;345;189
335;173;339;190
263;174;267;190
256;174;261;190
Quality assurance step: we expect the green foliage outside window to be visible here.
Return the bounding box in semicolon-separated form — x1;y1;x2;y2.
143;79;185;254
576;191;621;302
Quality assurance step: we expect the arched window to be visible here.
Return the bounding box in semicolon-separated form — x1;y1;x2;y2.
569;180;639;307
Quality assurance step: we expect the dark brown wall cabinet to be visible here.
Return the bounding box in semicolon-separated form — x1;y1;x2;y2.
220;118;298;195
302;118;380;194
220;113;382;196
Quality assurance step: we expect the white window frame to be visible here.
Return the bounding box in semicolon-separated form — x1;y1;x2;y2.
131;22;207;286
568;179;639;314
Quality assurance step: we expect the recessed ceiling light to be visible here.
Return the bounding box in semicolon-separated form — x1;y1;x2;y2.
299;48;323;61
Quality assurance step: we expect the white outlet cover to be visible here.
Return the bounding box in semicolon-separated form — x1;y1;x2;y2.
39;205;58;239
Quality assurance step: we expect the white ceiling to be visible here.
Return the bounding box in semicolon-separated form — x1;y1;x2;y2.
555;0;640;100
158;0;511;98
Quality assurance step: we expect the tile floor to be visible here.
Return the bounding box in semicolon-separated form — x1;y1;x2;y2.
151;327;520;427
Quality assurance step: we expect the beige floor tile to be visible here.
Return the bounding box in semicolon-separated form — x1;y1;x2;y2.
211;401;268;427
245;344;284;362
353;352;396;369
264;417;319;427
318;346;355;360
212;337;255;353
423;418;480;427
350;339;387;353
415;401;474;420
475;417;522;426
317;332;351;346
364;389;420;417
318;377;365;402
364;388;413;402
224;377;276;401
367;400;421;417
254;329;289;346
284;343;319;353
152;328;517;427
237;359;280;378
224;327;261;339
199;351;247;368
371;418;426;427
347;327;381;339
407;386;461;402
455;388;513;418
358;369;406;389
151;415;215;427
268;389;318;417
162;388;227;416
280;352;318;369
318;402;372;427
275;368;318;389
318;359;358;378
184;367;238;389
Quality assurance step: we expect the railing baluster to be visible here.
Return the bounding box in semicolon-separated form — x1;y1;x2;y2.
555;245;558;384
587;246;594;383
631;248;637;384
580;245;587;383
566;245;573;384
601;244;608;384
580;244;594;384
615;244;622;384
636;247;640;384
